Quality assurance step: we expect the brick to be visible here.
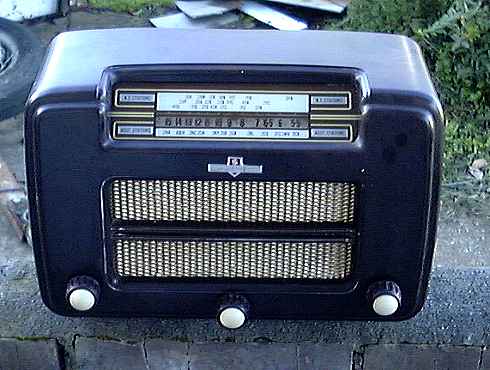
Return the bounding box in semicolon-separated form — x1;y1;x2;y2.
0;338;61;370
481;347;489;370
298;343;353;370
73;337;146;370
145;339;189;370
189;343;297;370
363;344;481;370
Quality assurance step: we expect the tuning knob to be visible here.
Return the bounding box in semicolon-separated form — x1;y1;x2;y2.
368;281;401;316
66;276;100;311
217;294;249;329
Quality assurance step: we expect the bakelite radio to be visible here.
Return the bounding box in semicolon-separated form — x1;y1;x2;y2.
25;29;442;328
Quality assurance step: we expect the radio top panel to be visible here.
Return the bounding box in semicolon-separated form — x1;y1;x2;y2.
28;29;439;97
27;28;443;145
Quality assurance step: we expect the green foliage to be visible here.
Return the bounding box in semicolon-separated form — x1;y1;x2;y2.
89;0;174;13
415;0;490;177
334;0;490;181
338;0;453;34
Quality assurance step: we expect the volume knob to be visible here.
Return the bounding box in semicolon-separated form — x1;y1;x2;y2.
368;281;401;316
66;276;100;311
217;294;250;329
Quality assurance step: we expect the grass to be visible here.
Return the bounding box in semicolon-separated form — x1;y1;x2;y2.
89;0;174;12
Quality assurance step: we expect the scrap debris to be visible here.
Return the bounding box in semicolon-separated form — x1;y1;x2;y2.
175;0;242;19
467;159;488;180
150;11;239;28
261;0;345;14
150;0;349;30
240;0;307;31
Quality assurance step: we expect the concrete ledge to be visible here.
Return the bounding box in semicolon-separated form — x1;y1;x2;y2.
0;266;489;346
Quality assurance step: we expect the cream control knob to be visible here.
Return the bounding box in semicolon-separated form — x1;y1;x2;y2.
368;281;401;316
219;307;246;329
217;294;249;330
66;276;100;312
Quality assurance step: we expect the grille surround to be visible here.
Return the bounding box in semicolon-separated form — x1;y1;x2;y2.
111;179;356;224
113;238;353;280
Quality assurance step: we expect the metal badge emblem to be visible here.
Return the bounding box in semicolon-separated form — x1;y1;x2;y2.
208;157;263;178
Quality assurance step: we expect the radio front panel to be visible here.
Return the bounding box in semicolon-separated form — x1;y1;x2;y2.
108;83;361;143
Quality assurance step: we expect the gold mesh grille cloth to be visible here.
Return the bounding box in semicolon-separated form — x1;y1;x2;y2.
111;180;355;223
114;239;352;280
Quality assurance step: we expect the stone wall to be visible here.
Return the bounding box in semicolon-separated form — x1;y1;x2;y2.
1;338;488;370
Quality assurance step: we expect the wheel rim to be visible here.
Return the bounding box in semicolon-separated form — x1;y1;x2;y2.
0;31;19;74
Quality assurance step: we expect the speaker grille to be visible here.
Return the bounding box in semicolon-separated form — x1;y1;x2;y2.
114;239;353;280
111;180;355;223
